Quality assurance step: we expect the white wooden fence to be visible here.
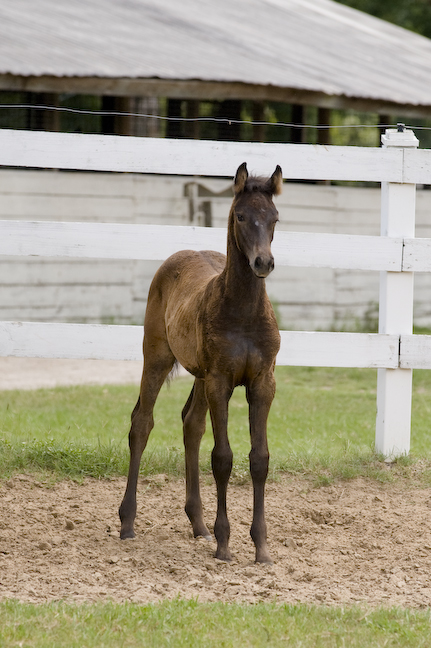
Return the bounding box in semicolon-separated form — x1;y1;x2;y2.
1;127;431;459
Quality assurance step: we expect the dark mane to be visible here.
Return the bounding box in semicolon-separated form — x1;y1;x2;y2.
244;175;273;193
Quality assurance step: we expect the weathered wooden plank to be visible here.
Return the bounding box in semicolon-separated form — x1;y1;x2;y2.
268;267;336;303
0;129;405;182
403;148;431;185
402;238;431;272
0;321;400;368
0;284;134;311
0;308;137;326
0;194;134;220
400;334;431;369
133;176;195;200
0;258;138;285
0;169;135;197
0;220;403;271
213;204;380;232
0;168;189;199
277;306;336;333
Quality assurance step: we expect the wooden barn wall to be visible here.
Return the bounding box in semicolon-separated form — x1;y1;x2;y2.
1;168;431;332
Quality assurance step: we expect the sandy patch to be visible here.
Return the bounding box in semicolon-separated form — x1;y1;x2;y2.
1;473;431;607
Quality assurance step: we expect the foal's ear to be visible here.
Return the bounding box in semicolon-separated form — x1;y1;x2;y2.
270;165;283;196
234;162;248;194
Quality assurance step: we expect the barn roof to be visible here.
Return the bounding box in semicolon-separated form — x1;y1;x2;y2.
1;0;431;117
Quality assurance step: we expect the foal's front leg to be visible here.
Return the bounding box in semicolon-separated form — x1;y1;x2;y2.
246;372;276;564
205;377;233;561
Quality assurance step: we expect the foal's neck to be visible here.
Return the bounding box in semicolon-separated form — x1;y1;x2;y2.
220;223;267;314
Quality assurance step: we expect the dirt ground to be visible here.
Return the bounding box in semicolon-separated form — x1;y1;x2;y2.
1;358;431;608
1;473;431;607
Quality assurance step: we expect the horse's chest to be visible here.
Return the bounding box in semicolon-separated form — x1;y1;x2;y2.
205;326;279;381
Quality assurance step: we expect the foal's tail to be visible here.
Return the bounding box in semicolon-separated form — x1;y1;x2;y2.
131;359;179;420
166;359;180;385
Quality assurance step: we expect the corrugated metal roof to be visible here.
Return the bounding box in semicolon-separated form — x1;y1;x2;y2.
1;0;431;111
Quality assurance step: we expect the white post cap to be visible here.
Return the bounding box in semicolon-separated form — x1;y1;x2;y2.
381;126;419;148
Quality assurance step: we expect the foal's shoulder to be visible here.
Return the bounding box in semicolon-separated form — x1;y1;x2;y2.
162;249;225;273
197;250;226;272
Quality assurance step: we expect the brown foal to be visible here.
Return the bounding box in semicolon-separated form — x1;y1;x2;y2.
119;162;282;563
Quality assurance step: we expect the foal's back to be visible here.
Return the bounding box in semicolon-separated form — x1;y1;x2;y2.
144;249;226;377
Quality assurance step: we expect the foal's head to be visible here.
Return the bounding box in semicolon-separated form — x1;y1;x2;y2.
231;162;282;278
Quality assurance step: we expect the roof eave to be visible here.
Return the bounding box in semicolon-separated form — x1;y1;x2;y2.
1;74;430;120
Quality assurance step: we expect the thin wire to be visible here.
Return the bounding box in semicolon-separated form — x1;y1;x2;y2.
0;103;400;130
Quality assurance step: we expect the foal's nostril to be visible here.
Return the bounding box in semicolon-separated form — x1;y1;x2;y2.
253;255;274;276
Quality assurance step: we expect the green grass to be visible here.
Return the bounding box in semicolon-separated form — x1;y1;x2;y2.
2;368;431;643
1;599;431;648
1;366;431;482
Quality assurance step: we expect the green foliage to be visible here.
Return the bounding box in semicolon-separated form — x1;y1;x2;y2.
1;366;431;482
330;111;380;148
330;2;431;151
338;0;431;40
1;599;431;648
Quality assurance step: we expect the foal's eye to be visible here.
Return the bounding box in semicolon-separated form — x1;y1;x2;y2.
236;213;245;222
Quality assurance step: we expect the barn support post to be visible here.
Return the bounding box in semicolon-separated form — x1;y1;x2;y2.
375;126;419;458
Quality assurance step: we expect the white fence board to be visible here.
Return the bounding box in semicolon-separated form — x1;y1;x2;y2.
1;127;430;459
403;148;431;184
400;334;431;369
402;238;431;272
278;331;399;368
0;220;403;271
0;322;144;361
273;232;401;271
0;129;407;182
0;221;226;260
0;321;400;369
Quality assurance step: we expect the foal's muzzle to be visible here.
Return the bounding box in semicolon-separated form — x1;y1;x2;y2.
252;254;275;278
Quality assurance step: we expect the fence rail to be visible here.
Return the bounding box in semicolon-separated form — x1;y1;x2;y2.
5;220;431;273
0;220;403;271
0;321;400;369
1;126;430;459
0;128;410;181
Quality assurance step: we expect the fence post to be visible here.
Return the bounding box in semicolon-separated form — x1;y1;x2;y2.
375;126;419;458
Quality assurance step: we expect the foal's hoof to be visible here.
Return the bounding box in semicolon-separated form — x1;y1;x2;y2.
120;529;135;540
255;552;273;565
192;522;212;542
215;548;232;562
255;557;273;565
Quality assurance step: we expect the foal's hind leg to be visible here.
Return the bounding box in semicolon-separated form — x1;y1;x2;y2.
119;348;175;539
182;378;211;540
